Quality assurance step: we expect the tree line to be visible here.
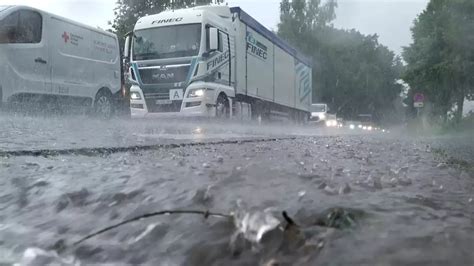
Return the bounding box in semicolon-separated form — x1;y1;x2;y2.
403;0;474;123
277;0;404;123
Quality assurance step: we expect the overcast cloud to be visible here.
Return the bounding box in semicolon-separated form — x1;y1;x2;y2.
1;0;429;55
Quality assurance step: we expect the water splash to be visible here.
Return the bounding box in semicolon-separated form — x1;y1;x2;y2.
232;208;281;244
15;247;79;266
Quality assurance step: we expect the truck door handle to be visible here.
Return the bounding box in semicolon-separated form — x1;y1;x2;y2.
34;57;47;64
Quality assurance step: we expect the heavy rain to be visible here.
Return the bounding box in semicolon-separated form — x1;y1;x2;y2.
0;0;473;265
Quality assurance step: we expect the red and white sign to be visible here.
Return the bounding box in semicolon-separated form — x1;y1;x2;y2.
414;93;425;103
414;93;425;108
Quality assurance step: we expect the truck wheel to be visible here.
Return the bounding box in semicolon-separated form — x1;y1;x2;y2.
94;89;113;119
216;93;229;118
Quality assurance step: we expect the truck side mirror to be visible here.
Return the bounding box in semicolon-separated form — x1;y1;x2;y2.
123;35;131;60
208;27;219;52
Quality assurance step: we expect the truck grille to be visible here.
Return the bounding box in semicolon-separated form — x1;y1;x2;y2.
144;92;169;100
145;99;182;113
139;65;190;85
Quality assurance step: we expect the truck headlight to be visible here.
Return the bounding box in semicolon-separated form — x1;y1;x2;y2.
188;88;205;98
130;92;141;100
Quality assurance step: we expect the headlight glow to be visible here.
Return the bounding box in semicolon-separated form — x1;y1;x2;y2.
188;89;205;98
349;124;355;130
326;120;337;127
130;92;141;100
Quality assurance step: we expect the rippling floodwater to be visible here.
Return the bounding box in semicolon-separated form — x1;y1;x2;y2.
0;114;473;265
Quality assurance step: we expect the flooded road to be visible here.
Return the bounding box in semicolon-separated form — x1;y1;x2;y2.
0;114;473;265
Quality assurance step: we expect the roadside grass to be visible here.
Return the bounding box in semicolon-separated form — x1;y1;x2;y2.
432;148;474;175
405;115;473;137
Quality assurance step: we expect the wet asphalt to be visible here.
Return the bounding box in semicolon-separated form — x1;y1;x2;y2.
0;114;473;265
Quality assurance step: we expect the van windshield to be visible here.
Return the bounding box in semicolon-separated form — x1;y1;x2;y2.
133;24;201;60
311;104;327;112
0;6;10;13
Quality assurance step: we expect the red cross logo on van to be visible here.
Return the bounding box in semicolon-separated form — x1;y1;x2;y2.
62;32;70;43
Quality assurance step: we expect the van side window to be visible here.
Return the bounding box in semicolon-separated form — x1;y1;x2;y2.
0;10;42;44
0;11;19;44
18;10;42;43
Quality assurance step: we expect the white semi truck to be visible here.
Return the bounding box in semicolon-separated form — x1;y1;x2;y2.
124;6;312;121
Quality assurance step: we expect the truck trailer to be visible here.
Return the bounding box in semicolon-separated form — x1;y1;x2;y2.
124;5;312;121
0;5;127;117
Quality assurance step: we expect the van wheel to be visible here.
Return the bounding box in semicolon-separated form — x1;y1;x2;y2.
94;89;113;119
216;94;229;118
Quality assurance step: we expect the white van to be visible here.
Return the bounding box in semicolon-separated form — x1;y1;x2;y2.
0;5;125;117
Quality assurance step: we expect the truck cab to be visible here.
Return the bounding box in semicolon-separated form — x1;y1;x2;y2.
124;6;235;118
309;103;328;123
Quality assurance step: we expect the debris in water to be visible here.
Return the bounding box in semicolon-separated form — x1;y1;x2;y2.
233;209;281;244
129;223;158;244
323;185;338;195
202;163;211;168
18;247;77;266
389;177;398;187
315;208;359;229
217;156;224;163
437;163;448;169
298;190;306;199
469;198;473;203
339;183;351;195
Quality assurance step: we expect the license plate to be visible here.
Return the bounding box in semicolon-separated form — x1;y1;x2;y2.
169;89;184;100
155;99;172;105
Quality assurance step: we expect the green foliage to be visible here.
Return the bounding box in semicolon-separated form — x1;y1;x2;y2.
110;0;222;41
403;0;474;123
278;0;403;123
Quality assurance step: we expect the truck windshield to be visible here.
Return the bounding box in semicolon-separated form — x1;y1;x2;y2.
311;104;326;112
133;24;201;60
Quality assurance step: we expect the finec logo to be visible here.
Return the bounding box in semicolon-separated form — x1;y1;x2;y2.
206;50;230;71
152;17;183;24
246;32;267;61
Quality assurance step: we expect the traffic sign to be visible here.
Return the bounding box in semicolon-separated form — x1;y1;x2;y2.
414;93;425;108
414;93;425;103
414;102;424;108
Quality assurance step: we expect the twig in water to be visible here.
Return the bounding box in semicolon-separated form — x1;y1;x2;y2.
73;209;231;246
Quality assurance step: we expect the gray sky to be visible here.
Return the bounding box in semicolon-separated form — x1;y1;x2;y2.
1;0;429;55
